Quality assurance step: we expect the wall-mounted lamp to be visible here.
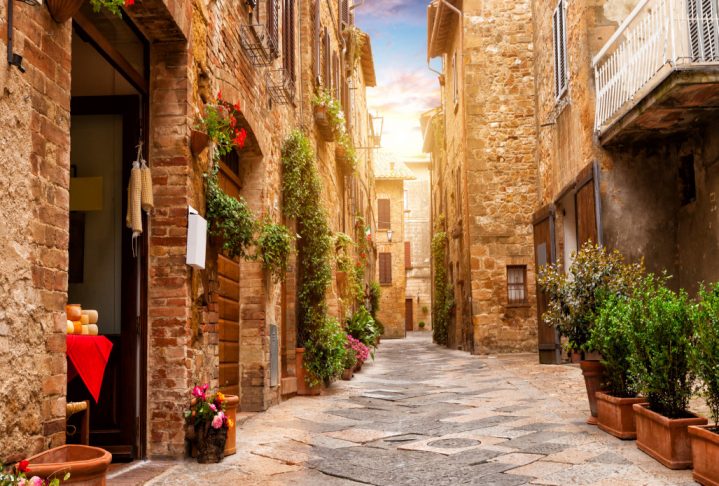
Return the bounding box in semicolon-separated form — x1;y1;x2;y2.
7;0;42;72
386;229;393;242
370;113;384;147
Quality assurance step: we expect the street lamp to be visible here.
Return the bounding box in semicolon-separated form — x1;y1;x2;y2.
386;229;393;242
371;113;384;147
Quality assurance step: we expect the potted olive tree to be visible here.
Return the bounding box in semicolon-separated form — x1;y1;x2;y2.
627;276;706;470
590;294;646;439
538;243;642;425
689;283;719;484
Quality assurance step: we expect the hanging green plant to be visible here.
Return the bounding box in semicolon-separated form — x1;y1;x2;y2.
90;0;134;16
205;168;256;259
312;89;347;139
258;220;293;282
334;232;354;274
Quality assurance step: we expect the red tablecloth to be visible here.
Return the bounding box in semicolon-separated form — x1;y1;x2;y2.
66;335;113;404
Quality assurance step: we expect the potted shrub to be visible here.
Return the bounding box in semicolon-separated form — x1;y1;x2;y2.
303;317;347;391
184;384;234;463
590;294;645;439
538;243;643;424
347;306;380;351
627;276;706;469
689;283;719;484
342;334;358;380
347;334;370;373
419;321;426;330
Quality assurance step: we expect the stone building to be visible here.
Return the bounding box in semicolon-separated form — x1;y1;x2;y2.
374;152;415;339
403;156;432;331
0;0;376;463
529;0;719;362
424;0;539;354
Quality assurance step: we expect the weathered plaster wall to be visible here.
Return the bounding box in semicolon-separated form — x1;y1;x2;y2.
405;163;432;329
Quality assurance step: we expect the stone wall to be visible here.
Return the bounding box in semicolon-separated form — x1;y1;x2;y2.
0;0;72;461
376;180;406;339
404;162;432;330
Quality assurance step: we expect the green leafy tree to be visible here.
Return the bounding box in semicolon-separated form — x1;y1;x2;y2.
693;283;719;427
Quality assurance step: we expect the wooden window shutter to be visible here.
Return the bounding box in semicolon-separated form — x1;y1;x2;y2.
340;0;350;31
379;253;392;284
575;180;597;246
405;241;411;269
378;198;390;230
313;1;320;82
282;0;295;81
323;28;331;88
552;0;568;98
268;0;279;57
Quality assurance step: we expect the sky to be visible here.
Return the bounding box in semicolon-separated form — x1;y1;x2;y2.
354;0;440;160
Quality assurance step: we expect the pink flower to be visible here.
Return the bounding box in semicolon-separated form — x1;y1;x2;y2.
28;477;43;486
192;386;205;399
211;412;225;429
210;403;217;412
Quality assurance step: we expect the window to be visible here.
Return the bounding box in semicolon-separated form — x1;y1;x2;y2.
507;266;528;305
322;27;330;87
379;253;392;284
451;51;458;106
378;198;391;229
313;1;321;83
679;154;697;206
268;0;280;57
552;0;568;99
282;0;296;81
405;241;411;269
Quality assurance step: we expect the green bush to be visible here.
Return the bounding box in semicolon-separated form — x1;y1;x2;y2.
693;283;719;427
205;171;256;259
627;276;696;418
590;294;637;397
369;281;381;317
418;321;426;329
303;317;348;386
347;306;379;349
432;230;453;345
537;242;644;354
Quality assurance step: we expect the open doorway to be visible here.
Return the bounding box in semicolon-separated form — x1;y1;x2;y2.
66;4;149;461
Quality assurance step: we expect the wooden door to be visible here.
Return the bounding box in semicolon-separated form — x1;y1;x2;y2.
217;164;242;396
575;180;598;246
405;298;413;331
533;209;561;364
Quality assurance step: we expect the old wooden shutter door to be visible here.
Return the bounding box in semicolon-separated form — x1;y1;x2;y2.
379;253;392;284
323;29;331;88
313;0;320;82
269;0;279;56
575;180;598;246
287;0;296;80
378;198;390;229
405;241;411;269
533;208;561;364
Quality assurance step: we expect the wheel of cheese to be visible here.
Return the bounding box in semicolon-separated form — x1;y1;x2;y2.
73;321;82;334
87;324;99;336
66;320;74;334
82;310;99;324
81;325;90;335
80;314;89;325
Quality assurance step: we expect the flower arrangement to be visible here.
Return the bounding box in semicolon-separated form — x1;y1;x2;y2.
347;335;369;363
90;0;134;16
185;384;233;430
0;461;68;486
198;92;248;159
312;89;346;139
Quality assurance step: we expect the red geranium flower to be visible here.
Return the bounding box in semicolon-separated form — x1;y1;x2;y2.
17;460;30;473
124;0;134;6
217;90;222;100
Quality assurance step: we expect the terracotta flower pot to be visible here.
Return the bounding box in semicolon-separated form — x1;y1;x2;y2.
196;423;227;464
354;359;364;372
341;368;353;380
295;348;321;396
223;394;239;456
689;425;719;486
596;391;646;440
190;129;210;156
633;403;708;469
24;445;111;485
580;360;605;425
46;0;84;22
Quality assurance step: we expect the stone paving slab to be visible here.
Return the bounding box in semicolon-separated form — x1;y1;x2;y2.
129;333;702;485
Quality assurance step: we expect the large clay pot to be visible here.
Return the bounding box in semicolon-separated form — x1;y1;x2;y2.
633;403;708;469
223;395;239;456
295;348;321;396
689;425;719;486
580;360;605;425
196;423;227;464
596;391;646;440
354;359;364;372
341;368;353;380
190;129;210;156
25;445;111;486
46;0;85;23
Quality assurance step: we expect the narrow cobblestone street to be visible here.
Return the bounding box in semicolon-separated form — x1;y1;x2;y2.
119;333;698;485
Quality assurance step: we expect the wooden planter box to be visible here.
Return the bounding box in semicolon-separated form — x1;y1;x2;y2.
690;425;719;486
596;392;645;440
634;403;708;469
314;106;335;142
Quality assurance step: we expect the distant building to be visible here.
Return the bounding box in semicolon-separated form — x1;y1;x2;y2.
374;152;416;338
403;156;432;331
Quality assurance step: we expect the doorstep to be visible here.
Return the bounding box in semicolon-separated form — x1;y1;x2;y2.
106;460;175;485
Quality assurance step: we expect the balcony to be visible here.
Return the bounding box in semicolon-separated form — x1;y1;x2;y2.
593;0;719;145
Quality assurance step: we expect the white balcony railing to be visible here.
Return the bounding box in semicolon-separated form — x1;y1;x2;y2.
593;0;719;134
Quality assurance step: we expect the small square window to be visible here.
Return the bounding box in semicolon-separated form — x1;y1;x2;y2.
507;265;527;305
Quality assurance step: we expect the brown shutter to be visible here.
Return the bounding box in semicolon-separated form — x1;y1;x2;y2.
313;0;320;82
268;0;279;56
282;0;295;81
379;253;392;284
323;28;331;88
575;180;597;246
340;0;349;31
378;199;390;230
405;241;411;269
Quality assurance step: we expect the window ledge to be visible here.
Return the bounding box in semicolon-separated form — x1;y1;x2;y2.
506;303;531;309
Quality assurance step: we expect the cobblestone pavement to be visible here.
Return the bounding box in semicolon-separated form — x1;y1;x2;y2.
136;333;699;485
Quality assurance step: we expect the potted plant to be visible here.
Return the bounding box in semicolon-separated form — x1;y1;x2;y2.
590;294;646;439
312;89;345;143
538;243;643;424
419;321;426;330
1;459;71;486
347;306;380;352
47;0;133;23
627;276;706;469
342;334;358;380
302;317;347;391
689;283;719;484
347;334;369;373
184;384;234;463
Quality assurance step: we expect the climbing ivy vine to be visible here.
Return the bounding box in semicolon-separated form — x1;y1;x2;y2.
431;229;454;346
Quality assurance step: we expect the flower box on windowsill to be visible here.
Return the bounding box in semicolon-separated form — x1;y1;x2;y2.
335;144;354;173
314;105;335;142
